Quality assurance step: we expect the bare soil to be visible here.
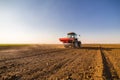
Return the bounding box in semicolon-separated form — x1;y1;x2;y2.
0;44;120;80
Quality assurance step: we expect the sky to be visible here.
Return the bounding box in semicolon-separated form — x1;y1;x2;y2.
0;0;120;44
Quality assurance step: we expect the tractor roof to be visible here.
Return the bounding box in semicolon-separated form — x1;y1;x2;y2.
67;32;77;35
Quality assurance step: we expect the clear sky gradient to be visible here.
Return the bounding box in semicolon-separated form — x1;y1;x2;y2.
0;0;120;44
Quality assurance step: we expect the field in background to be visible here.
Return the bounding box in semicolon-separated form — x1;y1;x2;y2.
0;44;120;80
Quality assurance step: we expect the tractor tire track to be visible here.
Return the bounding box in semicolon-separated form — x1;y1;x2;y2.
100;47;119;80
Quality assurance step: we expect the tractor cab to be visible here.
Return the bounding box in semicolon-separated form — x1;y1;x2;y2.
67;32;77;38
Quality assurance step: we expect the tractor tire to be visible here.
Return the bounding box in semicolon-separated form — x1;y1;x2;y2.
73;41;80;48
78;41;81;48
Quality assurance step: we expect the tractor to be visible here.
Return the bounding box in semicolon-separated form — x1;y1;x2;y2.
59;32;81;48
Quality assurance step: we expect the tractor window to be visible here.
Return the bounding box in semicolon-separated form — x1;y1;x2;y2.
67;34;77;38
67;35;71;38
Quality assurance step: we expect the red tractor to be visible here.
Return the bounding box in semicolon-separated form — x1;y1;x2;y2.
59;32;81;48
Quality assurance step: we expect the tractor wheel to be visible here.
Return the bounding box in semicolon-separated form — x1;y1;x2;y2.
78;41;81;48
73;41;80;48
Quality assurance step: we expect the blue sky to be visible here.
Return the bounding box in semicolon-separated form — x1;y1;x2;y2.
0;0;120;44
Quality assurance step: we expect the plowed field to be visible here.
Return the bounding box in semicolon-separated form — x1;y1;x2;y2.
0;44;120;80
